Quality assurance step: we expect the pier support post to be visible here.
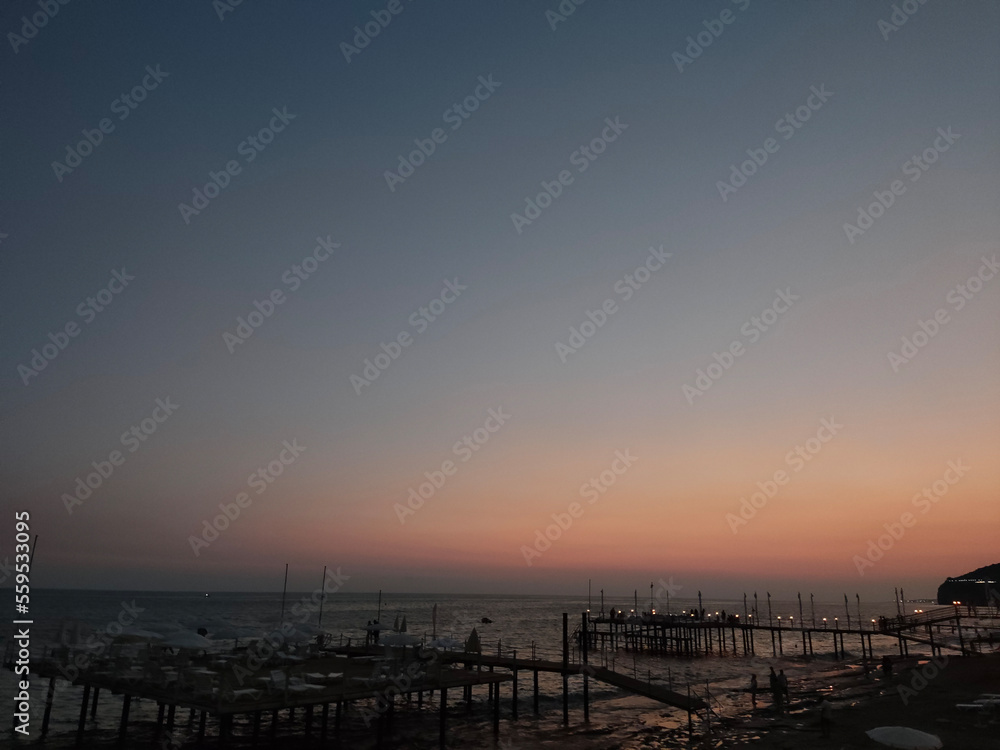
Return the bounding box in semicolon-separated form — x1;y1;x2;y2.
493;679;500;735
90;687;100;718
582;612;590;723
117;695;131;747
512;650;518;720
439;688;447;749
321;703;329;739
167;703;176;731
41;676;56;737
533;669;539;714
76;683;91;747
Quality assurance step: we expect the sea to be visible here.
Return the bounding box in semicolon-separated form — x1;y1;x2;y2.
1;589;950;748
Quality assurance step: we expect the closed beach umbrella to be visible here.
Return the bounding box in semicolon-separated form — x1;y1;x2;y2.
400;616;407;633
865;727;943;749
393;614;400;632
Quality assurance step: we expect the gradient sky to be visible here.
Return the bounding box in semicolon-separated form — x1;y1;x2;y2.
2;1;998;600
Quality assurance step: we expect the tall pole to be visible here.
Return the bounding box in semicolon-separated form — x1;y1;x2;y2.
650;582;654;612
844;594;851;629
377;590;382;622
810;594;816;627
280;563;289;623
754;592;758;619
317;565;327;627
562;614;569;725
856;594;862;628
767;593;773;626
601;589;604;618
588;579;592;613
698;591;703;618
743;593;748;621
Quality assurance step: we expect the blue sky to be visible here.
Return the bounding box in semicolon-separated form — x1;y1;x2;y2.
2;1;998;597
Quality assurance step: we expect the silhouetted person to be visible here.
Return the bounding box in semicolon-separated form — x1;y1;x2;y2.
881;655;893;676
749;674;758;709
769;667;782;713
820;697;832;737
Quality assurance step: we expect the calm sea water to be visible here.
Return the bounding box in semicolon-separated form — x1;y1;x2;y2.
1;590;932;748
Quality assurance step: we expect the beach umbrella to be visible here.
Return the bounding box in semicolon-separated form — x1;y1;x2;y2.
209;626;257;649
393;614;400;632
400;616;407;633
164;631;214;650
865;727;943;750
382;632;420;647
120;627;164;640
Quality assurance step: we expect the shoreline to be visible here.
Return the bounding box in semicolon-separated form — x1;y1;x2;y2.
708;652;999;748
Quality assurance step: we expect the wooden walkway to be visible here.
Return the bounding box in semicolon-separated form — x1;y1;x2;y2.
436;652;706;711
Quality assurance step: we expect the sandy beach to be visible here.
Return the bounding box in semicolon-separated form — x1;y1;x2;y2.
713;654;1000;749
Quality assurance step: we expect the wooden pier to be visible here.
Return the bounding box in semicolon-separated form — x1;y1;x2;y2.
6;605;988;746
577;605;979;661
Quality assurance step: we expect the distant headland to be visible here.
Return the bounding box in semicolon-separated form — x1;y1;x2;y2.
937;562;1000;605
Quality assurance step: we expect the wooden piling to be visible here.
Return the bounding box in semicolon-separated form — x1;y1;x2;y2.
75;683;91;746
41;676;56;737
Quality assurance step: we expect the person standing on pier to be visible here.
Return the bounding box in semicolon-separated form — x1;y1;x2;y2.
749;674;758;709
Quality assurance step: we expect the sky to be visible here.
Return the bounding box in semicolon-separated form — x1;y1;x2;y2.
2;0;998;601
